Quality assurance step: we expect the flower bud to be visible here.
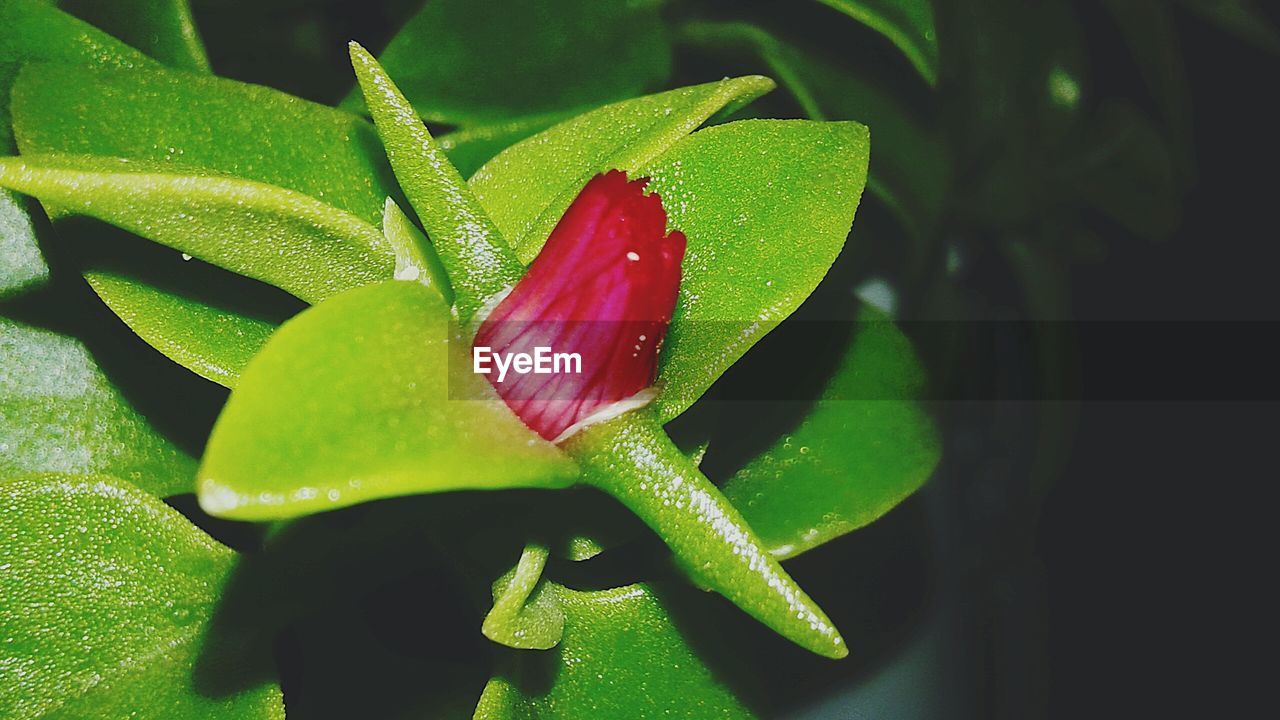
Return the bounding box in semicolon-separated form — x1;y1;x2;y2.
473;170;685;442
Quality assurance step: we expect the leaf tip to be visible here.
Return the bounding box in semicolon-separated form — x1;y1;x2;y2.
347;40;375;71
196;477;243;518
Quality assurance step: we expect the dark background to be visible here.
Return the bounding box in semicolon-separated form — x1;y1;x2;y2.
19;1;1267;717
1042;9;1277;718
180;1;1277;717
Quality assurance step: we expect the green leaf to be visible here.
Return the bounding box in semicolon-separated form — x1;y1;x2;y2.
475;582;755;720
1;0;154;151
348;0;671;125
83;271;276;388
0;190;45;298
481;543;565;650
0;473;284;719
0;155;393;304
440;114;570;179
11;62;397;227
724;306;940;560
197;281;578;521
0;318;195;497
816;0;939;85
382;198;450;298
468;76;775;261
51;0;210;72
0;1;154;74
567;409;847;659
350;43;522;321
0;0;160;292
677;21;949;237
642;119;870;421
10;60;404;381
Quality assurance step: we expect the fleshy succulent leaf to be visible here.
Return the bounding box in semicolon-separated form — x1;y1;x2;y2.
0;473;284;719
643;119;870;421
197;281;577;521
0;318;196;497
350;42;524;322
724;305;941;560
469;77;775;260
0;155;393;304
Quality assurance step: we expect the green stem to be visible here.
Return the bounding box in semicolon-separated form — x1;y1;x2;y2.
349;42;524;322
481;542;564;650
564;408;848;659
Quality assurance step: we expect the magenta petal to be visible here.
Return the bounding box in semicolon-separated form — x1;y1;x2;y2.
472;170;685;441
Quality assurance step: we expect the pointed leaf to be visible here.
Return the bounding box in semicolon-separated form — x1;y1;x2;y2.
350;43;523;321
468;77;775;261
0;155;393;304
641;119;870;421
0;473;284;719
198;281;578;521
382;198;449;296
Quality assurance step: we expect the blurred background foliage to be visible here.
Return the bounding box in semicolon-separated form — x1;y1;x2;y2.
4;0;1278;717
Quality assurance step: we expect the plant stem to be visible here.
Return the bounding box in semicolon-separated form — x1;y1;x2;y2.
564;407;848;659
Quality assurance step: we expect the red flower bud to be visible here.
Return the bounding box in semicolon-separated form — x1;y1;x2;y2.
473;170;686;443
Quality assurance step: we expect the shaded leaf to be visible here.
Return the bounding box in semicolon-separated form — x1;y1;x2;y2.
0;473;283;719
724;306;940;560
197;281;577;521
350;0;672;125
816;0;939;84
642;119;870;421
678;21;948;236
52;0;210;72
83;271;276;388
1102;0;1194;186
0;190;45;298
1064;103;1178;239
475;581;754;720
0;318;195;497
